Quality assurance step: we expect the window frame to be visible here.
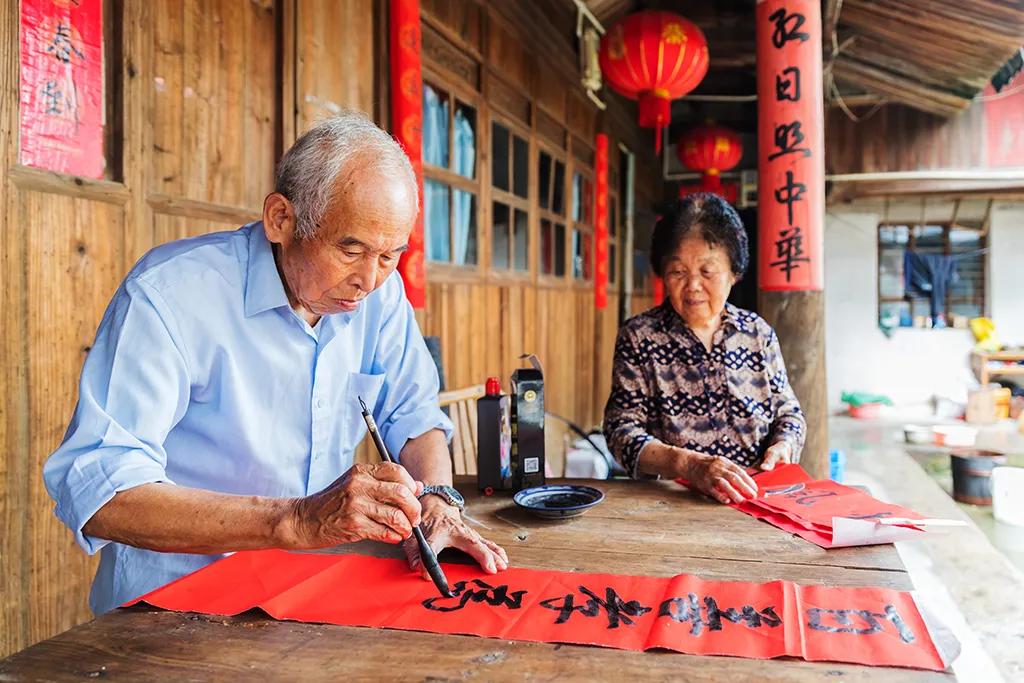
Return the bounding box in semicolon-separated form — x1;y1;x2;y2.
536;134;570;286
487;114;533;280
876;220;988;329
568;137;596;287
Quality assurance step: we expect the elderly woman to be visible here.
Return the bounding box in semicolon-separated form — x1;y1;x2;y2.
604;193;806;505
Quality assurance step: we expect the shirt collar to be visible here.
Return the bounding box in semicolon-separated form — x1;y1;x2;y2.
244;222;291;317
656;300;754;336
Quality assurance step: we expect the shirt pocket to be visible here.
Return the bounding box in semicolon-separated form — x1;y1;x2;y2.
346;372;387;445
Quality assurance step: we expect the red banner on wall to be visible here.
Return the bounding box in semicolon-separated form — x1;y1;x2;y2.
129;549;947;671
390;0;427;309
594;134;609;310
756;0;824;291
984;73;1024;168
652;275;664;305
19;0;105;179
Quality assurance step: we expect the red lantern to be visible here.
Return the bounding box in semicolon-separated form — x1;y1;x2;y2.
678;123;742;197
599;11;709;153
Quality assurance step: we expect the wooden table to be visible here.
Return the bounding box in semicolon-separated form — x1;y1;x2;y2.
0;478;953;681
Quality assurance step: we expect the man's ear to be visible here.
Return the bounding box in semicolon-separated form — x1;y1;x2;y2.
263;193;295;246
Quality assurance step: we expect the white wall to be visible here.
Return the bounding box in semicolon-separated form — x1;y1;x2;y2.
824;202;1024;410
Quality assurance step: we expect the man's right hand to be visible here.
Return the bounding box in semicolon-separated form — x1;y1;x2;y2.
682;452;758;505
284;462;424;548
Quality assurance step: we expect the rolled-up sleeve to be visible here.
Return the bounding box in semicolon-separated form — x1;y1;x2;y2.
603;325;658;479
764;328;807;460
370;275;453;460
43;276;191;554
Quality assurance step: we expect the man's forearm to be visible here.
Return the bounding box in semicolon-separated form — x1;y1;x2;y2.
82;483;298;554
398;428;452;486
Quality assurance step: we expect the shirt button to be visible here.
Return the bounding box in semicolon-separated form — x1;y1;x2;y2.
316;399;325;409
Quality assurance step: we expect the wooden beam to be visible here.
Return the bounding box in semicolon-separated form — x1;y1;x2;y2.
831;58;972;117
828;178;1024;203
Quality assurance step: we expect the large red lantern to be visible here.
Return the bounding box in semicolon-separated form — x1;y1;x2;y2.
678;123;742;196
599;11;709;153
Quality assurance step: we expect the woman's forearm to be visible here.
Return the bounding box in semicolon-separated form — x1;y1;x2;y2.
82;482;297;554
637;441;705;479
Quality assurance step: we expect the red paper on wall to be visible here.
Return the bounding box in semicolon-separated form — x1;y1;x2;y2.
19;0;105;179
127;549;947;671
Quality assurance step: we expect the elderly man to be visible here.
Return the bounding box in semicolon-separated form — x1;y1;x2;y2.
44;112;507;614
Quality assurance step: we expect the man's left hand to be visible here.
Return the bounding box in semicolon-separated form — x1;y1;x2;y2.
402;495;508;577
760;441;793;471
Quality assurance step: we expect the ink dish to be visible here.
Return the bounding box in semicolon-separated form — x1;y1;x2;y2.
513;484;605;519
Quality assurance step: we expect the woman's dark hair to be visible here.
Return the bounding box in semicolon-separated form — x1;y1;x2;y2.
649;193;749;278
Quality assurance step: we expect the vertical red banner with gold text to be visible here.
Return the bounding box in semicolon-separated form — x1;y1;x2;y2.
594;134;609;310
756;0;824;291
390;0;426;308
19;0;105;179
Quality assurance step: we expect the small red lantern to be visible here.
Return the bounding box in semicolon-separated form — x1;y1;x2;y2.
599;11;709;153
678;123;742;197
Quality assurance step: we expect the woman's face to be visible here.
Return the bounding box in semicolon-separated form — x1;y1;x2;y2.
663;232;737;329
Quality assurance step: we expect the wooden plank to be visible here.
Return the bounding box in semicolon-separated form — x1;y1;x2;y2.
8;166;130;206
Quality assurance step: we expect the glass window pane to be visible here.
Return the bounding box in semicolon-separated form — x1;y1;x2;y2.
633;250;649;291
609;243;616;283
513;209;529;272
879;301;910;329
492;202;510;270
583;178;593;224
914;225;945;252
584;232;592;280
424;179;450;262
572;229;583;279
422;83;449;169
540;219;553;274
553;161;566;215
879;225;908;247
879;249;905;298
491;122;510;191
452;189;477;265
572;173;583;222
554;223;566;276
513;135;529;198
538;152;551;210
453;102;476;179
610;196;618;237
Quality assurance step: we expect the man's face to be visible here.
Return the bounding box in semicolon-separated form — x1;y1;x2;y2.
264;163;416;317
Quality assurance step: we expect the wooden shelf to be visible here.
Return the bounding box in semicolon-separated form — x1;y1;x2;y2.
972;350;1024;384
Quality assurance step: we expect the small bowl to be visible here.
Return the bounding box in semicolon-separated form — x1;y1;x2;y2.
904;424;933;445
513;484;605;519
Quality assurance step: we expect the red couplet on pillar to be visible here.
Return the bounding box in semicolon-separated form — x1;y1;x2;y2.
390;0;427;309
19;0;105;179
594;134;609;310
653;276;665;305
756;0;824;291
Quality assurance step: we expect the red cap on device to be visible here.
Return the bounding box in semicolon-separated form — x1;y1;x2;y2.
485;377;501;396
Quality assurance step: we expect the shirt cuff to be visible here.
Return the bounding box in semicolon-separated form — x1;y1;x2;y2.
54;448;171;555
383;409;455;464
630;434;659;480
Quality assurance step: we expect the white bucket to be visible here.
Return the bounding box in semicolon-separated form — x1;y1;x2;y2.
992;466;1024;527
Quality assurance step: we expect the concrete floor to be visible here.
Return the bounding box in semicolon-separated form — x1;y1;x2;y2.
831;416;1024;682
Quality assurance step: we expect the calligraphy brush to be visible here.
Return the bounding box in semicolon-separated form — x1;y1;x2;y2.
357;396;453;598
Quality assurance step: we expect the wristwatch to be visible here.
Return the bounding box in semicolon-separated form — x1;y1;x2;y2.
419;484;465;511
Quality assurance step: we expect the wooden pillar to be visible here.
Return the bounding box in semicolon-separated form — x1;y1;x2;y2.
755;0;828;478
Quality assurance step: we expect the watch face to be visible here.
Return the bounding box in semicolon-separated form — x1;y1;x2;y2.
447;487;465;505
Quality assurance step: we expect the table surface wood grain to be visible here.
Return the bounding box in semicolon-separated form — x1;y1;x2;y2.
0;478;953;681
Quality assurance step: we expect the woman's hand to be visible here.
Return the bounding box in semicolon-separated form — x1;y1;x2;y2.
683;452;758;505
760;441;793;471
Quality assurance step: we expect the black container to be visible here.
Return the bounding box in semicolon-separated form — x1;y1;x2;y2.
511;366;545;491
477;378;512;493
951;449;1007;505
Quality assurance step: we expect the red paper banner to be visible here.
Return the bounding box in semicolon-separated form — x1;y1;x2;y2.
19;0;105;179
756;0;824;291
594;134;609;310
129;549;945;671
652;275;664;305
984;72;1024;168
390;0;426;309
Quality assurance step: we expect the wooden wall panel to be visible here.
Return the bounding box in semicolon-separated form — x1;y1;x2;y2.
151;0;275;210
21;191;126;648
153;213;246;245
295;0;377;133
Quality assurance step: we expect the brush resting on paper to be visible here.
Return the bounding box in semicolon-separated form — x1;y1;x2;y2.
358;396;452;598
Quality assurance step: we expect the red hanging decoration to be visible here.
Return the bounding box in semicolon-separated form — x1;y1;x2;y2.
599;11;709;153
678;181;739;205
594;134;609;310
390;0;426;308
678;123;742;198
652;275;665;306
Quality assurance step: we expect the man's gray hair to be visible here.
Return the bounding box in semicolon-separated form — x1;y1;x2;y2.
274;111;417;239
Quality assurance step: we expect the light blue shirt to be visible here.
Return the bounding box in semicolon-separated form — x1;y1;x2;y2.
43;222;452;614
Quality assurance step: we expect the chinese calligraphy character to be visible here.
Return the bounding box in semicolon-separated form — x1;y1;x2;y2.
775;66;801;102
46;23;85;64
773;170;806;226
769;226;811;281
807;605;916;643
659;593;782;636
41;80;64;115
763;483;838;506
768;122;811;161
422;579;527;612
769;8;809;48
540;586;652;629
